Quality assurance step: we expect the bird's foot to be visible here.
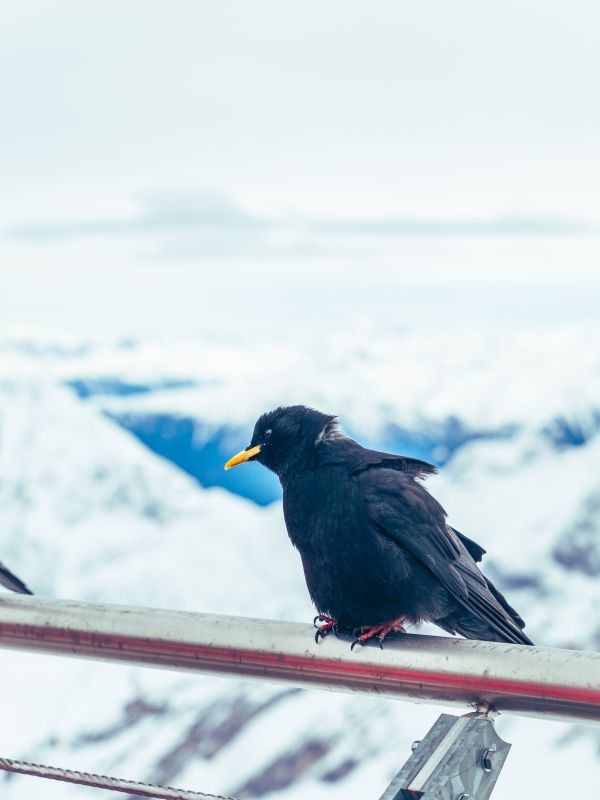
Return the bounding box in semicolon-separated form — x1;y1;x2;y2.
351;618;407;650
313;614;339;643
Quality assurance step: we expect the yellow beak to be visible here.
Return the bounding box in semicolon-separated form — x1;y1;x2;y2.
224;444;261;470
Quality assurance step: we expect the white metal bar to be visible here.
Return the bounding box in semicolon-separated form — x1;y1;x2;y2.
0;596;598;724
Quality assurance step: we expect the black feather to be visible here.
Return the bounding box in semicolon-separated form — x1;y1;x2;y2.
451;527;486;562
0;560;33;595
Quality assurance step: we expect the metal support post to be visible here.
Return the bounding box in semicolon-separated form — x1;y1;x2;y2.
379;709;510;800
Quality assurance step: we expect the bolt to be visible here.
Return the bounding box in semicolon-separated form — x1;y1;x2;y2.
457;794;471;800
482;747;497;772
411;740;421;752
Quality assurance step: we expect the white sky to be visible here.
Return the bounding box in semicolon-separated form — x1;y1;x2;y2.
1;1;599;335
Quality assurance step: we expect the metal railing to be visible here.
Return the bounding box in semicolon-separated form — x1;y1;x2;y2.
0;595;598;725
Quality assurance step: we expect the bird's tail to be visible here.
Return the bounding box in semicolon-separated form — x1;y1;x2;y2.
0;560;33;595
447;612;534;646
483;575;526;631
437;580;534;646
448;527;532;645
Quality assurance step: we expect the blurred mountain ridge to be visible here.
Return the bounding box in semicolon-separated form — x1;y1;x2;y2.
0;329;599;799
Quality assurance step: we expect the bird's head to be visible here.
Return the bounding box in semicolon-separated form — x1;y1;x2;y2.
224;405;338;478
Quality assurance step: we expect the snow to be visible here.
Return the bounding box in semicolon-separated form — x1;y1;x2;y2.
4;324;597;440
0;328;599;799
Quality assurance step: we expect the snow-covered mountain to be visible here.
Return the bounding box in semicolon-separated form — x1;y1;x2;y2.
0;327;599;799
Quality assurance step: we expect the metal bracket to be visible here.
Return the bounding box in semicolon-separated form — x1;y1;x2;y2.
379;710;511;800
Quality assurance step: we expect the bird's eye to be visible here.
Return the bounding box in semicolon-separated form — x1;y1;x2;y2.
264;429;272;441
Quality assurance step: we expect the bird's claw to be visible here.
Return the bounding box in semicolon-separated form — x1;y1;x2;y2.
314;614;336;628
313;615;338;643
349;619;407;651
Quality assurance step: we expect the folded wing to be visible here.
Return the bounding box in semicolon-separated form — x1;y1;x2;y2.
362;469;532;645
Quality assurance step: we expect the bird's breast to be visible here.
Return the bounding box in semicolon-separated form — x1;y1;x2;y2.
281;469;416;624
282;470;356;552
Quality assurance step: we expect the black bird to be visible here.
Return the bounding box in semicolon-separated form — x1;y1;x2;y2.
225;406;533;647
0;559;32;595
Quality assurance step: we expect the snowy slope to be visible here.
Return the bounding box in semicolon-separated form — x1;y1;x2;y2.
0;329;599;799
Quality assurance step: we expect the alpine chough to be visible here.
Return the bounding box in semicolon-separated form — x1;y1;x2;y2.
225;405;533;647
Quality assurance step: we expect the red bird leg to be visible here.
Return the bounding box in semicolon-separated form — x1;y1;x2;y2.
313;614;338;643
350;618;407;650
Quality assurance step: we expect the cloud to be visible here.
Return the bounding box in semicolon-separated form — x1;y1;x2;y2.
6;190;596;262
9;191;264;241
312;215;594;237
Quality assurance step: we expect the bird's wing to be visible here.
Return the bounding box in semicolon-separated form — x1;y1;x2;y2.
449;527;486;562
353;452;438;479
0;560;33;594
447;529;525;626
322;437;437;479
362;469;531;645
